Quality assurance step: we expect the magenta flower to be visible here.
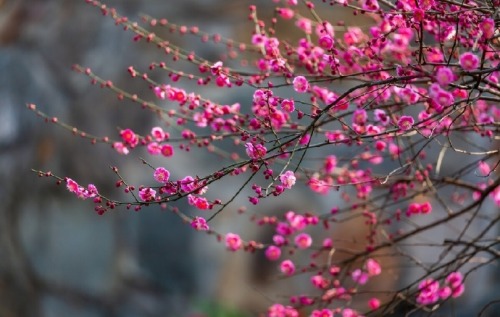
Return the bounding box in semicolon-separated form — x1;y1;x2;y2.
265;245;281;261
280;170;296;189
138;187;156;202
225;233;243;251
191;216;209;231
294;232;312;249
245;142;267;160
280;259;296;275
459;52;479;71
153;167;170;183
292;75;309;93
398;115;414;131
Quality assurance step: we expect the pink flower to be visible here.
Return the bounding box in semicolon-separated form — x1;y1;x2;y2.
191;216;209;231
296;18;312;34
245;142;267;160
225;233;242;251
151;127;165;142
113;142;129;155
277;7;294;19
352;269;369;285
459;52;479;71
265;245;282;261
319;35;334;50
311;275;328;289
187;194;210;210
281;99;295;112
153;167;170;183
280;171;296;189
397;115;414;131
294;232;312;249
435;67;454;86
416;278;440;305
120;128;138;147
293;76;309;93
311;309;333;317
138;187;156;202
480;18;495;39
478;161;491;176
280;259;295;276
66;178;80;194
353;109;367;125
374;109;390;125
368;297;380;310
147;142;161;155
160;144;174;157
366;258;381;276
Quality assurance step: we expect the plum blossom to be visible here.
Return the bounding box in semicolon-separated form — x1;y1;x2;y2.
398;115;414;131
280;170;296;189
280;259;296;275
265;245;281;261
153;167;170;183
293;76;309;93
225;233;243;251
191;216;209;231
459;52;480;71
138;187;156;202
294;232;312;249
245;142;267;159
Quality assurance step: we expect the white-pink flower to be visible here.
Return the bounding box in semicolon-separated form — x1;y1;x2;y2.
459;52;479;71
153;167;170;183
225;233;243;251
138;187;156;202
280;170;296;189
293;76;309;93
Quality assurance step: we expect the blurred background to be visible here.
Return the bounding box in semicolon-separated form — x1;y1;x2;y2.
0;1;498;317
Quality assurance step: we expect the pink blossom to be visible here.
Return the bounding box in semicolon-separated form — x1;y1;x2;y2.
374;109;390;125
113;142;129;155
353;109;368;125
362;0;379;10
245;143;267;160
191;216;209;231
435;67;454;86
66;178;79;194
311;308;333;317
281;99;295;112
296;18;312;34
397;115;414;131
280;171;296;189
319;35;334;50
225;233;242;251
265;245;281;261
120;128;138;147
352;269;369;285
480;18;495;39
138;187;156;202
280;259;296;276
292;76;309;93
294;233;312;249
368;297;380;310
147;142;161;155
324;155;337;174
277;7;294;19
416;278;440;305
153;167;170;183
187;194;210;210
478;161;491;176
366;258;381;276
459;52;480;71
160;144;174;157
151;127;165;142
311;275;328;289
